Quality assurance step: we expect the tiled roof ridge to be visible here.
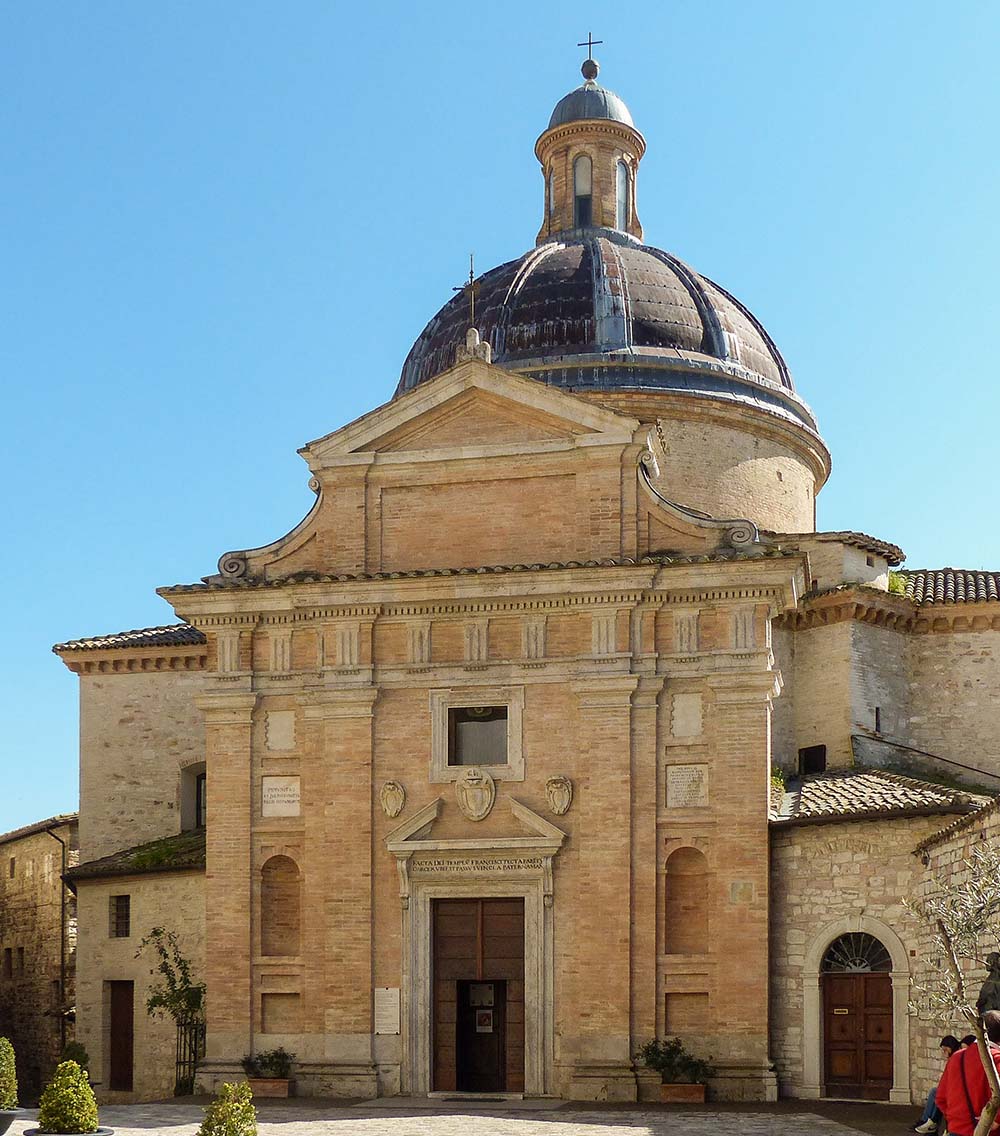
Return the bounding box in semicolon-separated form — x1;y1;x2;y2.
913;796;1000;855
162;547;797;594
898;567;1000;606
53;623;206;654
764;529;905;565
0;812;78;847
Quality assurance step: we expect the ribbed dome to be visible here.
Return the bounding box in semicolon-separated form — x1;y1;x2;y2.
396;233;817;432
548;83;634;129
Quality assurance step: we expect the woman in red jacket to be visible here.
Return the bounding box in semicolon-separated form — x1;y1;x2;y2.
936;1012;1000;1136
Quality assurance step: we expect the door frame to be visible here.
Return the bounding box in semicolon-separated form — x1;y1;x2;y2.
406;877;550;1096
801;915;910;1103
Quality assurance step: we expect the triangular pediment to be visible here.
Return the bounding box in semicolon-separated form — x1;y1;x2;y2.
385;796;566;856
301;358;639;468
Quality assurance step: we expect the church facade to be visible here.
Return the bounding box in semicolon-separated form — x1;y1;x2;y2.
55;57;1000;1105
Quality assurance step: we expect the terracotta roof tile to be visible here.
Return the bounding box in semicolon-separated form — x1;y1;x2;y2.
901;569;1000;605
66;830;206;882
165;547;797;593
53;624;206;653
765;530;905;565
771;769;988;825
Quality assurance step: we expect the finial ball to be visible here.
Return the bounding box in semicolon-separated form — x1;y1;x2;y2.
581;58;599;81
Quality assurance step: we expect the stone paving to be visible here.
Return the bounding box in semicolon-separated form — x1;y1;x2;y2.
6;1100;891;1136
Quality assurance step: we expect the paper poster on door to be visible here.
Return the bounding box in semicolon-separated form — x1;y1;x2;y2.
475;1009;493;1033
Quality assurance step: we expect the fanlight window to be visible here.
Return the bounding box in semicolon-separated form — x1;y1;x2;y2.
821;932;891;973
616;160;630;230
574;155;592;228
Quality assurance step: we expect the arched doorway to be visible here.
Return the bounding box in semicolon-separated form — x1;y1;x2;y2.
820;932;892;1100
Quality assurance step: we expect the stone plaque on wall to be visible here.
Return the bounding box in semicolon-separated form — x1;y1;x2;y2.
262;775;300;817
374;987;400;1035
666;763;709;808
266;710;295;751
670;692;703;738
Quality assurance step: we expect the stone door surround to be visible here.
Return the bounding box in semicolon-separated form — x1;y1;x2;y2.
801;914;911;1104
386;799;565;1096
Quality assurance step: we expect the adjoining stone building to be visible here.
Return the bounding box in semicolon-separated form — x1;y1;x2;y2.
0;814;78;1101
52;56;1000;1104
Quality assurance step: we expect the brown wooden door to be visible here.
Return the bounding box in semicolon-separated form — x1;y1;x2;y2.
822;972;892;1100
108;980;134;1091
432;898;524;1093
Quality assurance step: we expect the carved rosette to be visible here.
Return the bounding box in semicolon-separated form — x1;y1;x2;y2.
379;781;406;819
455;767;496;822
544;775;573;816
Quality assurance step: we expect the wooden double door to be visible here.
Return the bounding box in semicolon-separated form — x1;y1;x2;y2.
432;898;525;1093
822;972;892;1100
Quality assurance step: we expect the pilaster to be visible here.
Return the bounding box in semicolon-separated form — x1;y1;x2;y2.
196;691;257;1061
564;675;639;1100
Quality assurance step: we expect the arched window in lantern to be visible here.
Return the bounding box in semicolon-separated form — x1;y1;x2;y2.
573;154;593;228
616;160;630;230
548;169;556;222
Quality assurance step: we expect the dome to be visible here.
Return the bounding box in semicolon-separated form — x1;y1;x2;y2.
395;232;818;433
548;83;634;129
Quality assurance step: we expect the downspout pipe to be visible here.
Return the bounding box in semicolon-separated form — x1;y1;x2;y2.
45;826;68;1056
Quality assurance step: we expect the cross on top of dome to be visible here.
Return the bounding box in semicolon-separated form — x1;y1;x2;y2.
577;32;602;82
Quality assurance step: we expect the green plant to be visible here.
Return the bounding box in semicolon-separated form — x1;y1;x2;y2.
197;1081;257;1136
59;1043;89;1072
37;1061;98;1134
135;927;205;1024
888;570;906;595
241;1048;294;1079
0;1037;16;1110
636;1037;714;1085
770;767;786;794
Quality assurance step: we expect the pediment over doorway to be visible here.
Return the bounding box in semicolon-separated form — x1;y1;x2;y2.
384;797;566;904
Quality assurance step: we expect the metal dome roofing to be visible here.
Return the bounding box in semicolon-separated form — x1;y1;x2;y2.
548;83;634;129
395;232;818;433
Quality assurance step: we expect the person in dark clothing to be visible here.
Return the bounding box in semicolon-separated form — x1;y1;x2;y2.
936;1012;1000;1136
914;1035;963;1133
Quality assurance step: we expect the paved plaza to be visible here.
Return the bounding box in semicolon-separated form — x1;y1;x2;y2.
6;1098;917;1136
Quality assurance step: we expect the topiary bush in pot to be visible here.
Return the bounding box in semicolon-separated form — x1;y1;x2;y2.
0;1037;17;1109
0;1036;21;1136
197;1081;257;1136
636;1037;714;1103
34;1060;101;1134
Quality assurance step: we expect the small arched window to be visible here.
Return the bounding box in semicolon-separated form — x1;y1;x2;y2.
616;160;630;230
261;855;301;957
548;170;556;220
821;933;891;973
573;154;592;228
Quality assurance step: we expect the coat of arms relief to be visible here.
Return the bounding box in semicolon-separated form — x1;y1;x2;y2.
455;767;496;821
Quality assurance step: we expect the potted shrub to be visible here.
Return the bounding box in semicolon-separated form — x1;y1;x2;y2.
240;1047;294;1098
23;1059;113;1135
198;1081;256;1136
636;1037;714;1103
0;1036;24;1136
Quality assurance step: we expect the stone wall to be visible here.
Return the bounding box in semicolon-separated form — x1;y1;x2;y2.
909;803;1000;1106
79;670;209;862
908;625;1000;780
74;870;204;1103
769;815;946;1102
0;817;78;1102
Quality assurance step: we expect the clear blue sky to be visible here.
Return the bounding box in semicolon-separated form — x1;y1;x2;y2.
2;0;998;833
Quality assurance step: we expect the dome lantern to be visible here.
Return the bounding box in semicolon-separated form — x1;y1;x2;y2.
535;56;645;243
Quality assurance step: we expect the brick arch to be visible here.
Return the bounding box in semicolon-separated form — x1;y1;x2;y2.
664;845;710;954
260;855;301;957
